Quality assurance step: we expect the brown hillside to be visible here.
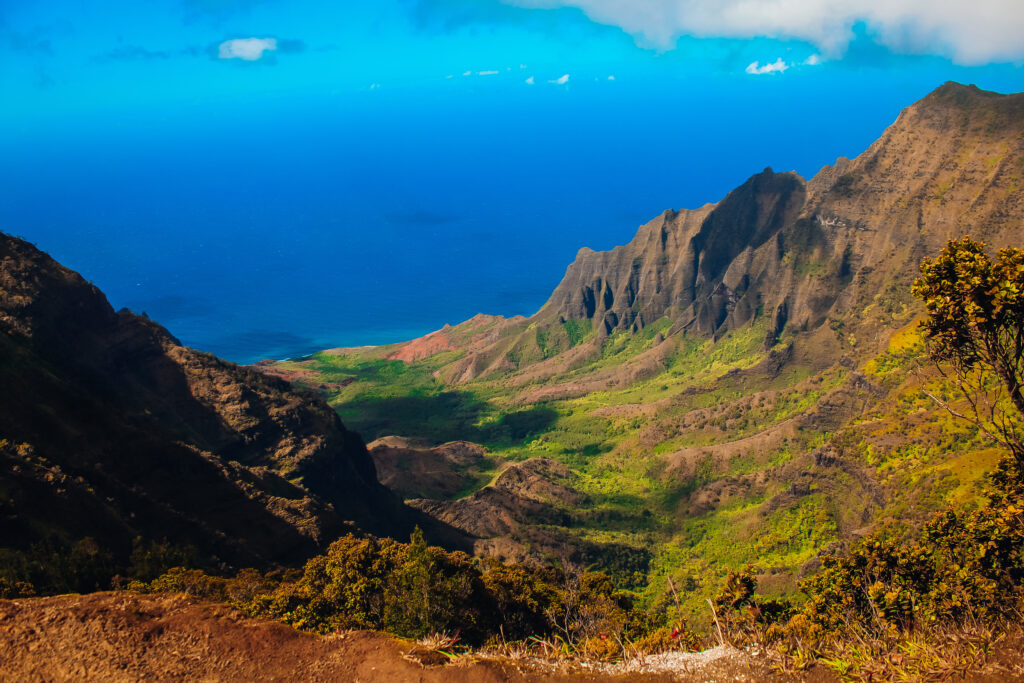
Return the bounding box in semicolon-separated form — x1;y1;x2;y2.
0;232;427;571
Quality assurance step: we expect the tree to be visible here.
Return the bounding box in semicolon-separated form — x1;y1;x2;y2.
912;238;1024;461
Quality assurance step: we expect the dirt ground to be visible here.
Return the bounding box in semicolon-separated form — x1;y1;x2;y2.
0;592;805;682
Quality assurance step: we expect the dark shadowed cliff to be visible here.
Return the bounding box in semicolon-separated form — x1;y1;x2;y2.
0;232;434;570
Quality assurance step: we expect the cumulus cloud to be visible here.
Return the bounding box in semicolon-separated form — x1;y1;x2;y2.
525;75;535;84
218;37;277;60
745;58;789;74
505;0;1024;64
478;69;500;75
549;73;569;84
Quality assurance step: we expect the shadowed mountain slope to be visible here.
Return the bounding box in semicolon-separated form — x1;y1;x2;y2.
0;232;436;571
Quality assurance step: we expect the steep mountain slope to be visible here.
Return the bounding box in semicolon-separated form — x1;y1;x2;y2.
0;232;430;575
423;82;1024;386
262;82;1024;617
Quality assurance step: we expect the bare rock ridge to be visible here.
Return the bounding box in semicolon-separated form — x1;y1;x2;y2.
539;81;1024;343
0;233;434;569
380;83;1024;387
544;168;805;337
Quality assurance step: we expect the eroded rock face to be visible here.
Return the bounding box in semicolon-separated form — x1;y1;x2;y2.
544;168;805;337
0;233;416;567
540;82;1024;342
381;84;1024;387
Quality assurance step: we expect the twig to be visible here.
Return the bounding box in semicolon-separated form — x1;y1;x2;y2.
707;598;727;648
667;576;683;623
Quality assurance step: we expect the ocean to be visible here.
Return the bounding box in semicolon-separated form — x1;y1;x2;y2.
0;79;918;363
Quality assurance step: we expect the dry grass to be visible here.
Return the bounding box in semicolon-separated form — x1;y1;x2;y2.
764;616;1024;680
417;630;461;651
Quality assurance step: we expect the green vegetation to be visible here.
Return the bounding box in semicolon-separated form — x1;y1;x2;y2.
13;237;1019;678
913;237;1024;459
248;239;1022;641
562;318;593;347
0;534;199;599
257;253;1010;625
124;529;655;651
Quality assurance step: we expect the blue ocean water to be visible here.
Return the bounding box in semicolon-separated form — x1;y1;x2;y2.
0;77;969;363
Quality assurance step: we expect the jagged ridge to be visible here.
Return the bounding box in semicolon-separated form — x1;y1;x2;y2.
0;233;427;568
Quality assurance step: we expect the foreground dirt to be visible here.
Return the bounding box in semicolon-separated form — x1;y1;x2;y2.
0;592;794;682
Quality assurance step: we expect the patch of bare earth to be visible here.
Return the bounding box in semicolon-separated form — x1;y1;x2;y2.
0;592;807;682
386;328;457;362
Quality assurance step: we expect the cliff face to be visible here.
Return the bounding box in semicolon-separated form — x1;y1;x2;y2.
543;169;806;337
539;82;1024;344
0;233;417;567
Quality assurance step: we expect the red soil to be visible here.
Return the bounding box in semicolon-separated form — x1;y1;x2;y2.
0;592;794;682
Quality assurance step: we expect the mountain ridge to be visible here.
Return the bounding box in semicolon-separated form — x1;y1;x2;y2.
0;232;457;580
363;82;1024;388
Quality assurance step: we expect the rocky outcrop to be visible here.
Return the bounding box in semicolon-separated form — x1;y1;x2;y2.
409;458;584;542
539;82;1024;342
543;168;805;337
0;233;422;568
368;437;488;500
376;83;1024;386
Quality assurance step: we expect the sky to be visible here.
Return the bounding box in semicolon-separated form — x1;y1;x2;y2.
2;0;1023;362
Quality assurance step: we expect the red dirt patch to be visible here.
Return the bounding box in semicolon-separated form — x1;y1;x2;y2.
0;592;801;682
386;328;457;362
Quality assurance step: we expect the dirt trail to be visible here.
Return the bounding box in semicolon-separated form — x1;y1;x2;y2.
0;592;791;682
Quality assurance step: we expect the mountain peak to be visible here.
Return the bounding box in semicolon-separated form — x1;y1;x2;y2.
911;81;1024;126
928;81;1000;101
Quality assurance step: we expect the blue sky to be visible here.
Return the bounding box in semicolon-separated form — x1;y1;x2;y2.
2;1;1023;361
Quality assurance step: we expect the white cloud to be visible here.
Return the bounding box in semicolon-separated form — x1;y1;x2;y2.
463;70;472;76
549;73;570;84
217;37;277;61
607;75;615;80
745;58;789;74
507;0;1024;64
370;83;381;89
478;70;500;75
526;75;536;84
804;53;822;65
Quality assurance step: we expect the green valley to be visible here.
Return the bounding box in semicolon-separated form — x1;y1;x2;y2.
257;82;1024;627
